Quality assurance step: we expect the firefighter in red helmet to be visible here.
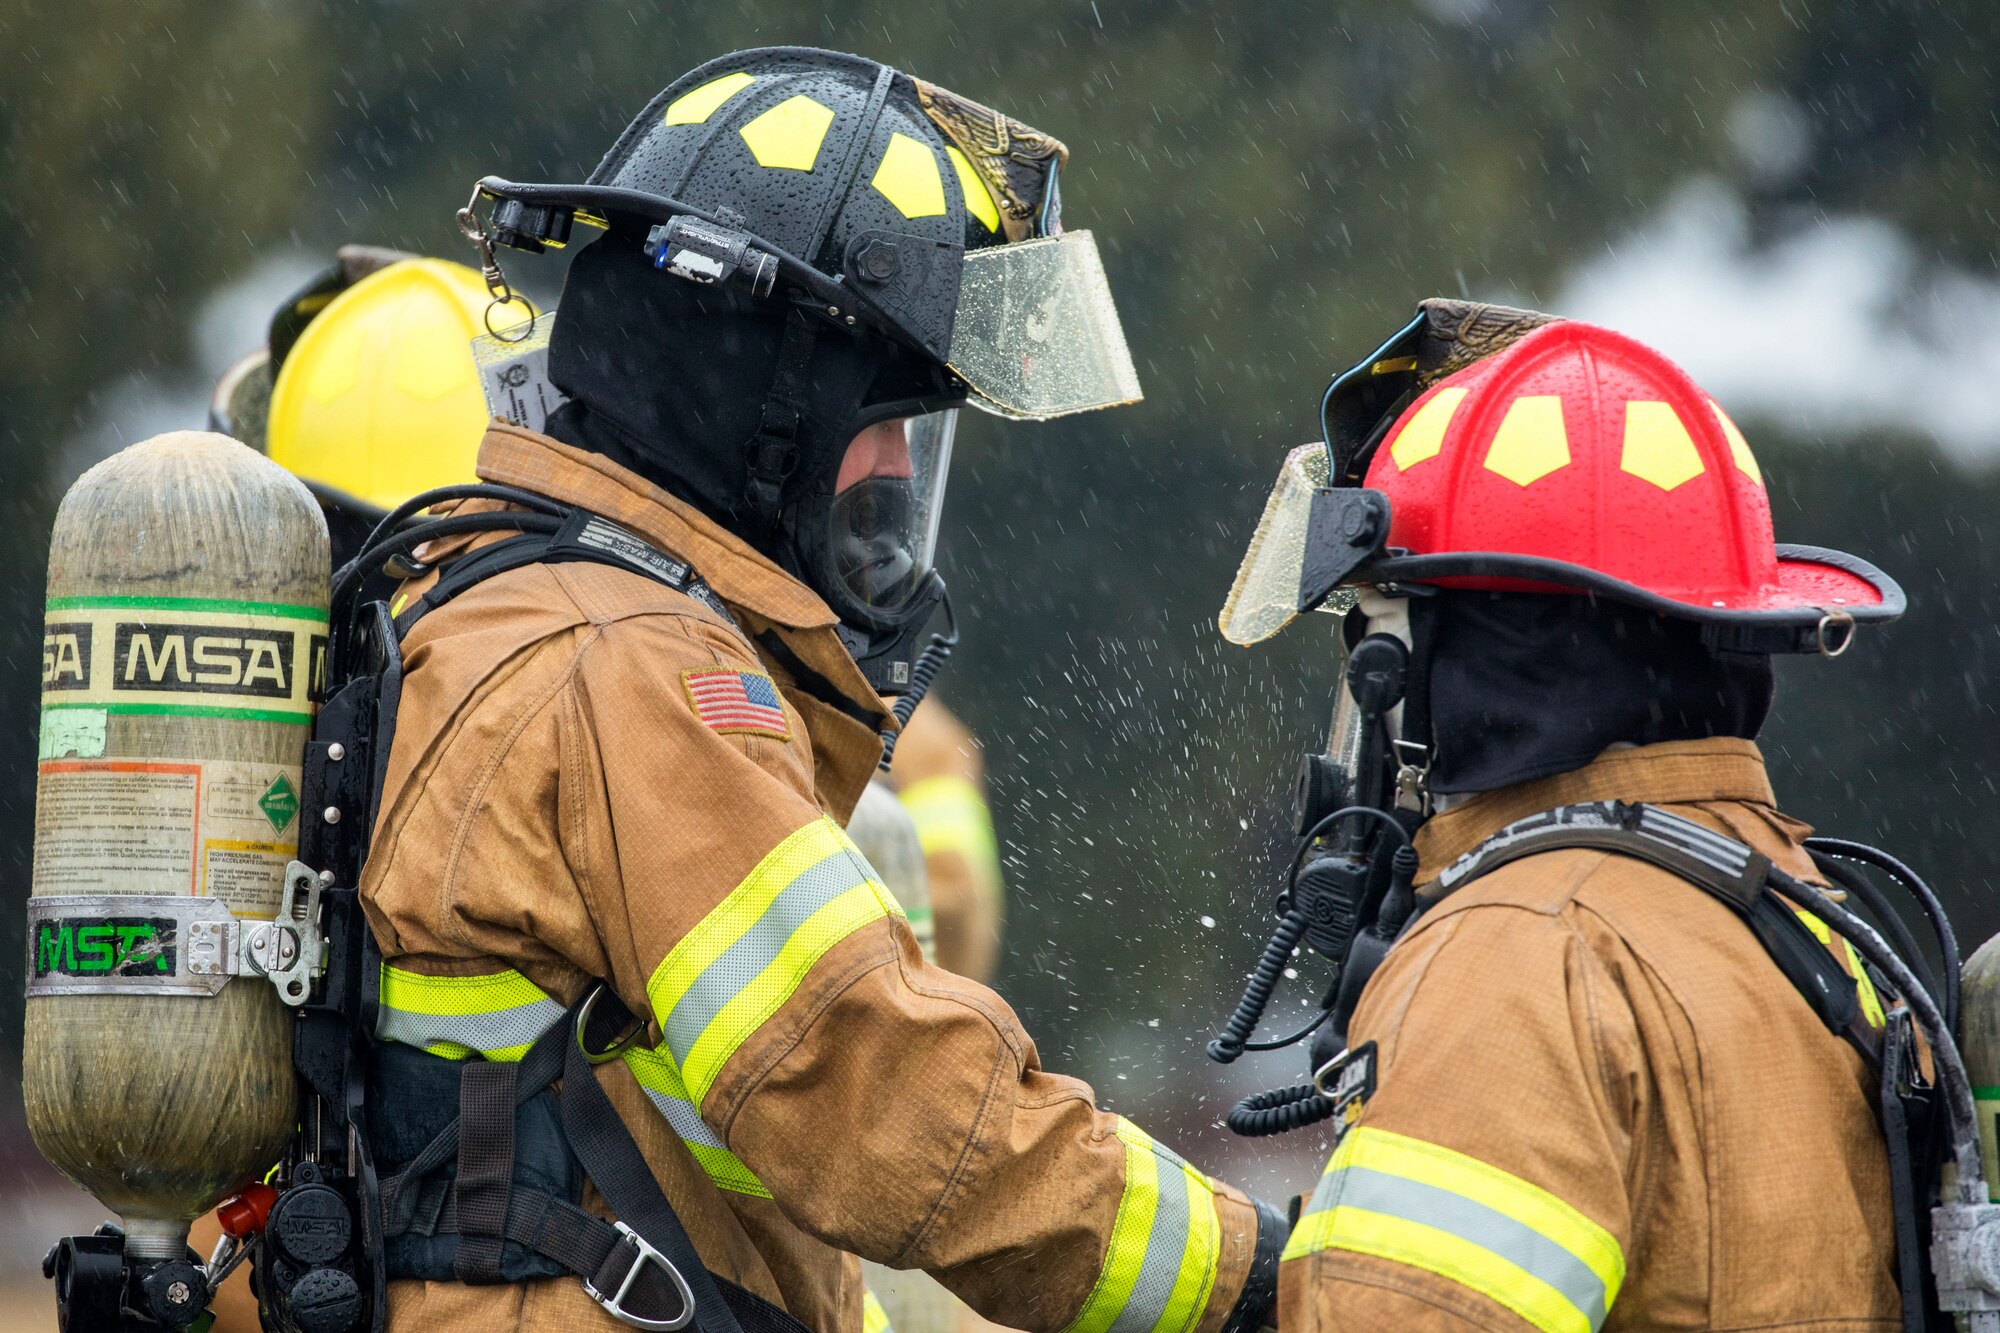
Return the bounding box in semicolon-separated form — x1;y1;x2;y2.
1210;302;1983;1332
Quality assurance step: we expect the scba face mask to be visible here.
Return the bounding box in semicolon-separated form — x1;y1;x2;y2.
825;409;955;617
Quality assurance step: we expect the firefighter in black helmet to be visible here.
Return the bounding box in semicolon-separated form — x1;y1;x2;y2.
316;47;1281;1333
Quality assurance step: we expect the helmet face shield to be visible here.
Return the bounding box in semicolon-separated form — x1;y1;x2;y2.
948;231;1142;420
827;409;957;617
1219;443;1357;646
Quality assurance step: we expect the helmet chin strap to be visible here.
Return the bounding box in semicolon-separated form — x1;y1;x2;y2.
1354;589;1435;815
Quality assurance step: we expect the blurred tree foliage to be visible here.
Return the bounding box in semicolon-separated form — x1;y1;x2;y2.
2;0;1997;1175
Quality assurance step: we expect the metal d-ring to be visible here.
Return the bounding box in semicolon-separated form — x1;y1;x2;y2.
576;984;647;1065
1816;608;1856;658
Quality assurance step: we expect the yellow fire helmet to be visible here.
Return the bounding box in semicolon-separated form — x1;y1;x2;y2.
254;256;531;514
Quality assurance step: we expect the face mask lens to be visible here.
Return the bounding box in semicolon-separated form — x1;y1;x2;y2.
828;410;956;615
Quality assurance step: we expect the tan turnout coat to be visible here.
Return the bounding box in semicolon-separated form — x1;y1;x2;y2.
1279;740;1906;1332
353;424;1258;1333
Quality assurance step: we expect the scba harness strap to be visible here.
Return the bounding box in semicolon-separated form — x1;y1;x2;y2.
280;492;810;1333
1437;800;1943;1332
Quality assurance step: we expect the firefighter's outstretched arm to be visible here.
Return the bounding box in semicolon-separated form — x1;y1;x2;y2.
565;612;1283;1333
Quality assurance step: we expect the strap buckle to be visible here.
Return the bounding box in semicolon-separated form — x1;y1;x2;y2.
584;1221;696;1331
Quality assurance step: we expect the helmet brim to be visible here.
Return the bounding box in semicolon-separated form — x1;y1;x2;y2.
1361;543;1903;653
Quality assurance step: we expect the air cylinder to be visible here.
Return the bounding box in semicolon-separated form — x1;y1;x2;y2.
847;777;935;964
1963;932;2000;1204
23;431;329;1260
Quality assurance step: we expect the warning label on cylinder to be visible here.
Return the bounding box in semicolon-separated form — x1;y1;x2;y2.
35;758;300;917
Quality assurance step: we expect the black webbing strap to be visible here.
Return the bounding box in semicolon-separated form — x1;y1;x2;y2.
378;990;809;1333
742;310;819;538
752;629;890;733
393;508;731;639
558;1032;738;1333
451;1061;519;1283
1879;1009;1931;1332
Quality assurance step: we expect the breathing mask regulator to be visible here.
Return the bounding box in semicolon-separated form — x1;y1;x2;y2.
1204;588;1432;1136
1207;302;2000;1331
455;46;1142;721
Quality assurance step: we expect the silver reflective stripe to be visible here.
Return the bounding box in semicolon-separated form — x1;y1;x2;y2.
661;849;875;1064
1109;1139;1194;1333
1329;1165;1611;1331
639;1086;729;1152
375;996;565;1056
1637;808;1751;871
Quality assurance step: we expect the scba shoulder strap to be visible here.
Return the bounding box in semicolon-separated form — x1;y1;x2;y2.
393;506;735;636
1437;800;1943;1332
282;494;810;1333
1436;800;1879;1050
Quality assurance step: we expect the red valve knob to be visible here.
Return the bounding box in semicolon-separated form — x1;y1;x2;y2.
216;1182;279;1238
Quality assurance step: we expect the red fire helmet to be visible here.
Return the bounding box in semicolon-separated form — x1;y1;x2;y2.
1352;320;1902;653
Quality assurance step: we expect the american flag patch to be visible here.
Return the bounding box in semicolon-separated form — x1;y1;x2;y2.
682;668;791;740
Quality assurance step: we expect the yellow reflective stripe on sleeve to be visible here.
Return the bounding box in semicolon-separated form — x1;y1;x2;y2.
620;1045;771;1198
1062;1119;1221;1333
862;1288;894;1333
647;817;902;1106
375;965;565;1062
1283;1127;1623;1333
899;775;1002;888
1793;908;1887;1029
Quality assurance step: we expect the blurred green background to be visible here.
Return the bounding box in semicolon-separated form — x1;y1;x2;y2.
4;0;2000;1308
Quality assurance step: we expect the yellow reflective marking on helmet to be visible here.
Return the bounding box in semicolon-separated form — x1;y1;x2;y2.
1619;401;1705;492
664;71;755;126
1389;387;1468;472
740;95;836;171
944;145;1002;233
872;133;949;220
1483;395;1570;487
1709;400;1762;483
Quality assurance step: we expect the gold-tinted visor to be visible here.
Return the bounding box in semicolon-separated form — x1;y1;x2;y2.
948;230;1142;421
1218;443;1357;646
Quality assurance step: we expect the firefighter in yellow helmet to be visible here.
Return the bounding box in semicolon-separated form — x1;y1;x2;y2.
193;248;534;1331
208;245;531;565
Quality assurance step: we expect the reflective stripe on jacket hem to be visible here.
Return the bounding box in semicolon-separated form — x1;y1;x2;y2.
1283;1126;1624;1333
1062;1118;1223;1333
647;816;904;1107
374;964;769;1197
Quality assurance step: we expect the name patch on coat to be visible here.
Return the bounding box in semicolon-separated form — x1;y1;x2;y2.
683;668;791;740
